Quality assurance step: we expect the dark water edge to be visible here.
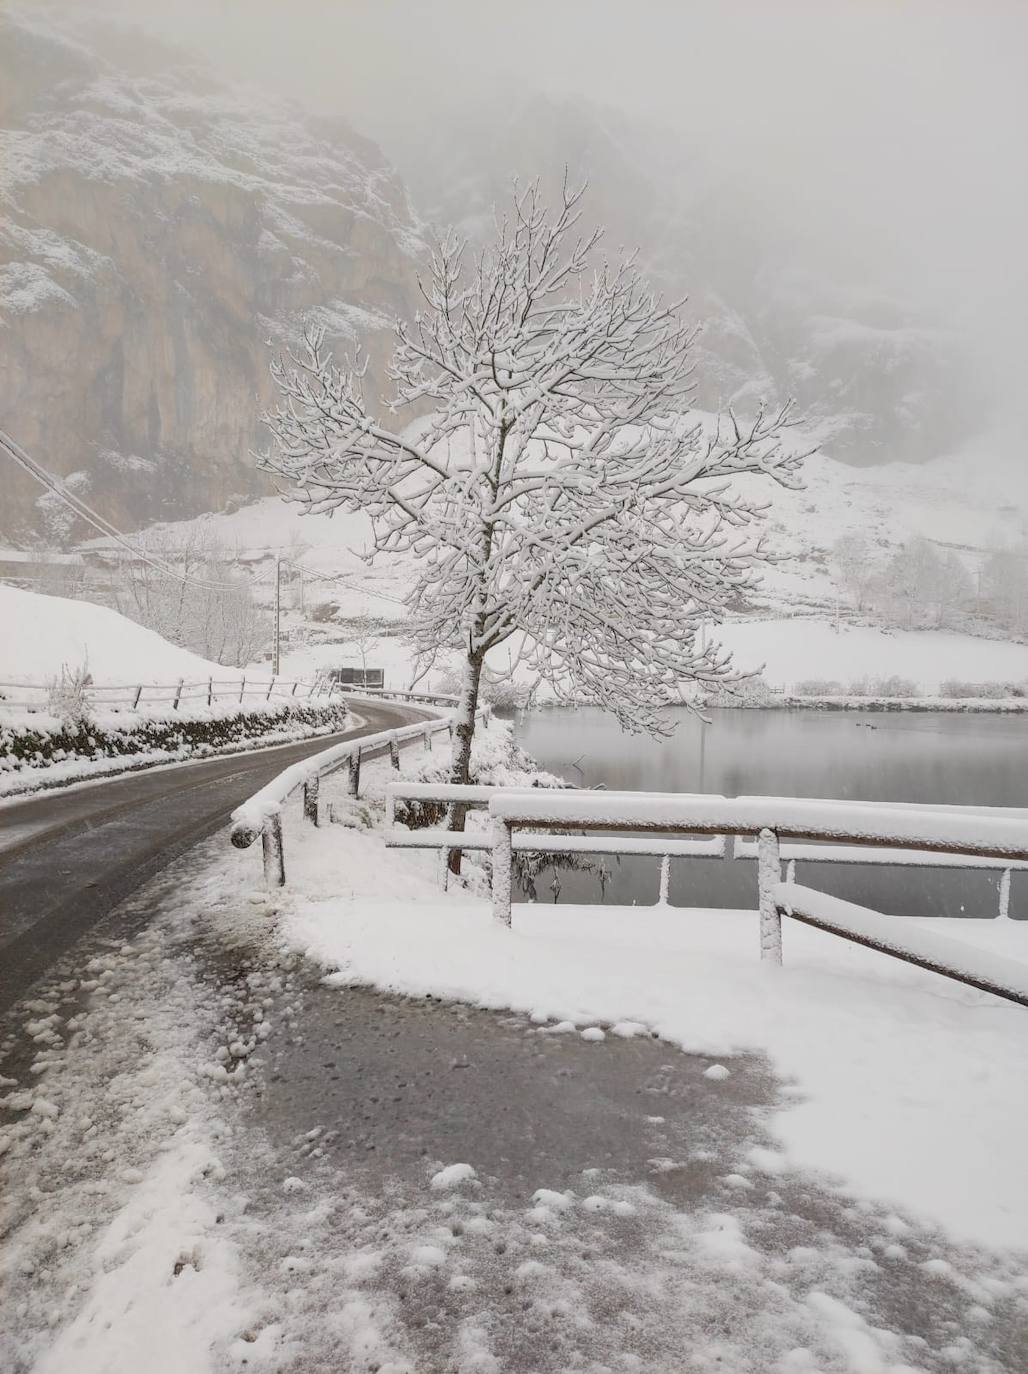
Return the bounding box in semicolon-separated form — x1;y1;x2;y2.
510;706;1028;919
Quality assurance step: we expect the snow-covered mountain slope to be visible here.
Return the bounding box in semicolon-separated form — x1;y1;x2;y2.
755;445;1027;610
93;443;1027;694
0;7;424;543
0;584;247;685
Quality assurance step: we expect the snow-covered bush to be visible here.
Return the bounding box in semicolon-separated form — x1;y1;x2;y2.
704;673;778;707
479;669;532;712
940;678;1027;699
0;700;352;783
389;719;597;897
46;661;92;728
792;678;846;696
869;674;919;698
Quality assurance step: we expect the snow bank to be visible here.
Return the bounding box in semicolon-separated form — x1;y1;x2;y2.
280;822;1028;1250
0;584;246;686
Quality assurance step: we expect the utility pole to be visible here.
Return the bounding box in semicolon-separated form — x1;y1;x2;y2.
273;554;281;676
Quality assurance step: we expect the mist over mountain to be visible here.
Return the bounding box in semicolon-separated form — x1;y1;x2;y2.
393;94;976;465
1;1;1024;545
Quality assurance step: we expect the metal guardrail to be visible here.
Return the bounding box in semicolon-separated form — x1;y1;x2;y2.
478;790;1028;1004
385;784;1028;919
229;691;479;886
383;782;726;900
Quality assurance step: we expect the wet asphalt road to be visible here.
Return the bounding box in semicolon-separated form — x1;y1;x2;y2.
0;698;430;1013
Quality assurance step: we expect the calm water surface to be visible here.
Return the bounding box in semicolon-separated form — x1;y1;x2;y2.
511;706;1028;919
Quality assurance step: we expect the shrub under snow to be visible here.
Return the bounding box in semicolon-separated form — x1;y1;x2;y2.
0;700;352;787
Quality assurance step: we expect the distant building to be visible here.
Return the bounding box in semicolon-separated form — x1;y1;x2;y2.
327;666;385;689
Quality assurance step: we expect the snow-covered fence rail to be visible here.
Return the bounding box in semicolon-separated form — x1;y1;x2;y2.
0;675;340;713
732;838;1028;920
229;697;481;886
775;884;1028;1008
485;791;1028;1003
383;782;725;899
729;797;1028;919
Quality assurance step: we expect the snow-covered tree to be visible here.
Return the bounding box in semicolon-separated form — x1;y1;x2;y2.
831;533;877;612
113;529;270;667
881;536;970;629
345;611;379;684
982;545;1028;634
260;181;806;857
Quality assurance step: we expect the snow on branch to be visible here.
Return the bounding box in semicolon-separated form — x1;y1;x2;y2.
259;178;811;737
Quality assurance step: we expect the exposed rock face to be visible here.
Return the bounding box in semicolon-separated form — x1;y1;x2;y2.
0;13;424;543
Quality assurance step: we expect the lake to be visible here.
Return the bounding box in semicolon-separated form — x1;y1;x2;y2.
511;706;1028;919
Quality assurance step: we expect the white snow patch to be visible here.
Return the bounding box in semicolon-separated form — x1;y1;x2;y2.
430;1162;477;1191
281;821;1028;1248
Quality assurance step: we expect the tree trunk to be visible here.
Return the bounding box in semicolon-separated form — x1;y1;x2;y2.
445;652;484;875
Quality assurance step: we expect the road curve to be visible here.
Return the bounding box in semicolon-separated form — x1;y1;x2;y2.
0;698;434;1013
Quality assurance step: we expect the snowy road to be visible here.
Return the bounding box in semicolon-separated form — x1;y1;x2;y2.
0;698;433;1013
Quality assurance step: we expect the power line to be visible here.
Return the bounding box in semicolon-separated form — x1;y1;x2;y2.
0;428;243;592
0;428;406;610
282;556;407;607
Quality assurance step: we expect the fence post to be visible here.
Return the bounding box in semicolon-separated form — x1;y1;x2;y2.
292;681;299;696
266;677;275;701
132;685;143;710
239;676;246;704
303;773;320;826
758;828;782;964
172;678;184;710
347;748;361;798
492;816;513;927
262;813;286;887
423;728;432;752
999;867;1012;920
389;734;400;770
658;855;671;906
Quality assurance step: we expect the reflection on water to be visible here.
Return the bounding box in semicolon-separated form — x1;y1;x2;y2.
512;706;1028;919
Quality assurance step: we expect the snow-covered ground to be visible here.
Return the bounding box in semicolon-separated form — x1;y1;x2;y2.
0;584;250;687
717;619;1028;694
86;442;1028;700
755;445;1028;610
132;715;1025;1255
4;726;1027;1372
283;806;1028;1250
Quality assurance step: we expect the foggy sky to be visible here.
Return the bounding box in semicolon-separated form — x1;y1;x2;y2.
41;1;1028;459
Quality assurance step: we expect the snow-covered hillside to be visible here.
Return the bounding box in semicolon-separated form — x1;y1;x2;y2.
755;444;1028;611
0;584;247;685
90;442;1027;696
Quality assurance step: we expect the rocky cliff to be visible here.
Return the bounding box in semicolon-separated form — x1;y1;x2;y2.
0;12;424;543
